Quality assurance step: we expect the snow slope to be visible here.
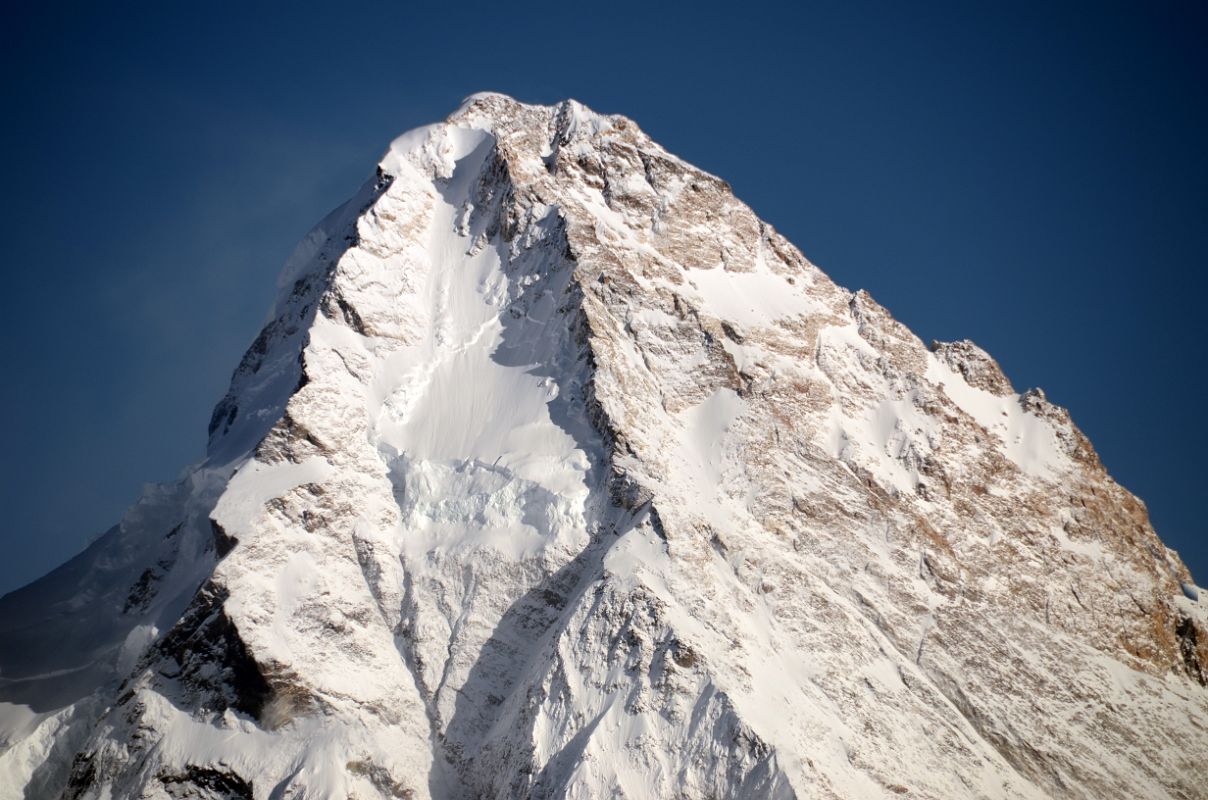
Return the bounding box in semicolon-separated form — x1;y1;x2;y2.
1;94;1205;800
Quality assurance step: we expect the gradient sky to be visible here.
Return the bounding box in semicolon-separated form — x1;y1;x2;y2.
1;1;1204;593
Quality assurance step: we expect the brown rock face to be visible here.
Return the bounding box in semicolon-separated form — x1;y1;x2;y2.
930;339;1015;396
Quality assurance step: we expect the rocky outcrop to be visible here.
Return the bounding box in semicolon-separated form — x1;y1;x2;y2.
930;339;1014;395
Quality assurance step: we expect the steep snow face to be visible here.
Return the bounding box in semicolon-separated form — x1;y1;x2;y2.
2;94;1207;800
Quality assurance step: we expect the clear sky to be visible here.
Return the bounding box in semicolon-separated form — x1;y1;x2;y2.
1;1;1204;593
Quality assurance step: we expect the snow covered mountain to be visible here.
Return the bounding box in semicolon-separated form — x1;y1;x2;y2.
2;93;1205;800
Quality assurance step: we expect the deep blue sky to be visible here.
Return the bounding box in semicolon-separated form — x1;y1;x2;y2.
1;2;1204;593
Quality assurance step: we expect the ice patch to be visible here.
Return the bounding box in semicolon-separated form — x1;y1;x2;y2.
686;267;820;327
926;356;1068;478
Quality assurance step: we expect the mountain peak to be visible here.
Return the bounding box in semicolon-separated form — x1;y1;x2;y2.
2;97;1204;800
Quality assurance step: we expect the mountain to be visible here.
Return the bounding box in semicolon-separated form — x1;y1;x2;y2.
1;93;1204;800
